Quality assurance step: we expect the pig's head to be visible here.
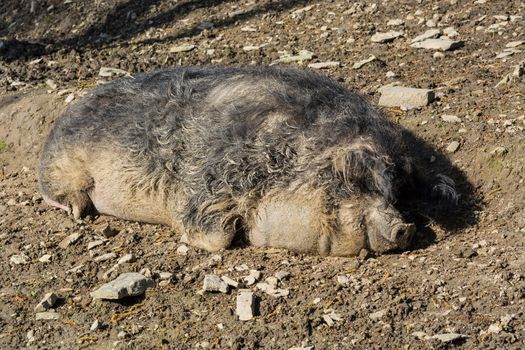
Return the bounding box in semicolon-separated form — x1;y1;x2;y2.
332;196;415;256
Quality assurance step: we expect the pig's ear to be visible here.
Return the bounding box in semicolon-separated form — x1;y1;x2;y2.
429;174;458;205
331;140;394;202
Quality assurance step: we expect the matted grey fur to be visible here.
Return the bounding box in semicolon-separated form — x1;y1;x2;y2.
39;66;457;256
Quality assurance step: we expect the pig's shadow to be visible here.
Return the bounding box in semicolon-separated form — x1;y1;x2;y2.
394;128;481;251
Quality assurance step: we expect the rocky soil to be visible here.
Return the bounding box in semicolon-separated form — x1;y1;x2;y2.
1;0;524;349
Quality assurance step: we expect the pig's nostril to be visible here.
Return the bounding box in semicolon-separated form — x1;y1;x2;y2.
390;224;416;241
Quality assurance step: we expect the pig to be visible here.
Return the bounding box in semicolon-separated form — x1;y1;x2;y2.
38;66;457;257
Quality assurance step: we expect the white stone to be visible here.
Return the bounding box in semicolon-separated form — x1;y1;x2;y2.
38;254;52;263
202;275;229;293
369;309;386;320
58;232;81;249
387;19;404;26
410;29;441;43
117;253;135;265
432;333;467;343
274;271;290;281
411;38;464;51
443;27;459;38
94;252;117;262
169;44;195;53
10;254;30;265
98;67;130;77
337;275;350;285
378;86;435;109
36;311;61;320
159;272;173;280
221;276;239;288
34;292;58;312
446;141;460;153
371;31;403;43
236;290;254;321
353;55;377;69
87;240;104;250
441;114;462;123
90;319;101;331
308;61;340;69
90;273;155;299
273;50;314;64
506;40;525;48
176;244;189;255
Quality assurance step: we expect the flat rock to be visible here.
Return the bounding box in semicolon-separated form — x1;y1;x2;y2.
38;254;52;263
274;50;315;64
221;275;239;288
90;272;155;300
34;292;58;312
371;31;403;43
506;40;525;48
202;275;229;293
176;244;189;255
236;290;255;321
10;254;30;265
169;44;195;53
87;240;104;250
432;333;467;343
441;114;462;123
446;141;460;153
353;55;377;69
117;253;135;265
443;27;459;38
308;61;340;69
98;67;130;77
410;29;441;43
36;311;61;320
378;86;435;109
58;232;81;249
387;19;404;26
411;38;464;51
94;252;116;262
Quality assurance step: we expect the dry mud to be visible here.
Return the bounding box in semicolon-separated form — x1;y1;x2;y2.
1;1;524;349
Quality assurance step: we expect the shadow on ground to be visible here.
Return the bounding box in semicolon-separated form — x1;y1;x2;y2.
0;0;312;60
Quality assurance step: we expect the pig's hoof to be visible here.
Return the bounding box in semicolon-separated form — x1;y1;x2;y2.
180;228;234;252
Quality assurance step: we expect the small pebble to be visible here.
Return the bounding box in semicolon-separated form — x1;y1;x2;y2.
10;254;30;265
446;141;460;153
34;292;58;312
58;232;81;249
176;244;189;255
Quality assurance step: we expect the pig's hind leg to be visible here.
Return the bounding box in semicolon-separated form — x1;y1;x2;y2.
179;199;239;252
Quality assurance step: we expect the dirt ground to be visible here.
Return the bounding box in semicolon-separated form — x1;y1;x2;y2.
1;0;524;349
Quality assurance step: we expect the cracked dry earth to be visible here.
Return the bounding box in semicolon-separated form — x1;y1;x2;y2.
1;0;525;349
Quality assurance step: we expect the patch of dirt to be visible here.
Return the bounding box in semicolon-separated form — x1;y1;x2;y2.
1;0;524;349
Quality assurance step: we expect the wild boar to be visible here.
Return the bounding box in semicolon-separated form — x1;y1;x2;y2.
39;67;456;256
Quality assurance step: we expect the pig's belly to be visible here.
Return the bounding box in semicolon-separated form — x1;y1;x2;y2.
88;178;172;226
249;198;325;254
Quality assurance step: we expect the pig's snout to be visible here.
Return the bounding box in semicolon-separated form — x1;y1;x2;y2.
364;200;416;253
389;223;416;248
